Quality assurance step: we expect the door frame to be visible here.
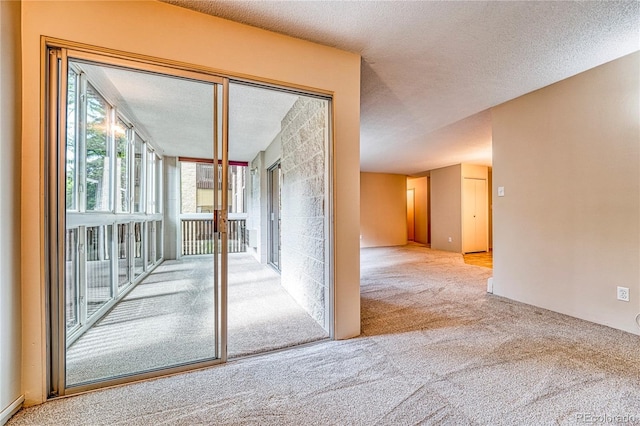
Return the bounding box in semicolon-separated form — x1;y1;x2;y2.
44;40;229;397
43;38;336;397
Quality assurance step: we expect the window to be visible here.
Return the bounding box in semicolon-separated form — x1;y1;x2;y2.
64;61;164;347
155;156;163;214
146;147;156;214
117;223;130;290
65;229;79;332
115;118;129;213
85;85;111;212
85;225;113;317
155;220;163;262
147;221;154;268
133;134;145;213
133;221;144;278
180;161;247;214
66;69;78;211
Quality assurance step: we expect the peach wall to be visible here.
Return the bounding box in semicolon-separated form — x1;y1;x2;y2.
431;164;489;253
360;173;407;248
492;52;640;335
1;0;23;420
21;0;360;405
430;164;462;252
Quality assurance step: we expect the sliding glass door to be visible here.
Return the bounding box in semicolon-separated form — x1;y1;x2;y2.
47;46;228;395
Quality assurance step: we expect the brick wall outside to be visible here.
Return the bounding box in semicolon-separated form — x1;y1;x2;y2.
280;97;327;325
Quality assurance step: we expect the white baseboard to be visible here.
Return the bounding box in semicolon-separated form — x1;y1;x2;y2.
487;277;494;294
1;395;24;425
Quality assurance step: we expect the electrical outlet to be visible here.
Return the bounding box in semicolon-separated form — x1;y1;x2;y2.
617;286;630;302
448;237;452;243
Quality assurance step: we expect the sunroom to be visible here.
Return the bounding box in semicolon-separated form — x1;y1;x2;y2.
54;51;332;392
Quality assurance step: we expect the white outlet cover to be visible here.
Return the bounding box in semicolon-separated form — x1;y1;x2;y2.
617;286;630;302
498;186;505;197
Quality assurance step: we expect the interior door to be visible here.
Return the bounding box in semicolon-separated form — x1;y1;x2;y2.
463;178;488;253
46;45;229;396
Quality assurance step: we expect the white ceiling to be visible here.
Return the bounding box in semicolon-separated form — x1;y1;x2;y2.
78;61;298;161
163;0;640;175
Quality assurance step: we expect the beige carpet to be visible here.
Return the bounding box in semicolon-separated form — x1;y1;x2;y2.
10;244;640;425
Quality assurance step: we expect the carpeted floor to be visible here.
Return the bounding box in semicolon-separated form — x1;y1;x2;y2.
10;244;640;425
66;253;328;385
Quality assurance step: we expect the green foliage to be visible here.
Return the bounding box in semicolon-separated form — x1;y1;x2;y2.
85;90;108;211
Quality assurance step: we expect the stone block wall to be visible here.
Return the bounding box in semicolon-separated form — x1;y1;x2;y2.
180;161;196;213
280;97;328;326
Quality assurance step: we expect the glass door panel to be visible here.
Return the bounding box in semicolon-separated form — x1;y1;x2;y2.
49;48;228;394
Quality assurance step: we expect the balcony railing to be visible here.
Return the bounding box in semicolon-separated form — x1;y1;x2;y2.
181;218;246;255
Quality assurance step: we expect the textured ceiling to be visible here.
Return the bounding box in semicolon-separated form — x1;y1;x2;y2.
163;0;640;175
78;62;298;161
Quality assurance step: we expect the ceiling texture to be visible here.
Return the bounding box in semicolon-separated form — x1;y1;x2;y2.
163;0;639;175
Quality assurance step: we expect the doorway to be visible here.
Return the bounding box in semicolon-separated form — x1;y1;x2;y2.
268;162;281;270
228;86;331;356
45;43;333;396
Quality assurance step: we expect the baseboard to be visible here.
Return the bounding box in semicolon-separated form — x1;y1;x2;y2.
487;277;494;294
0;395;24;425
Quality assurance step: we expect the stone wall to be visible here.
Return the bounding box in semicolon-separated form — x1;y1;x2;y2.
180;161;196;213
280;97;328;326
